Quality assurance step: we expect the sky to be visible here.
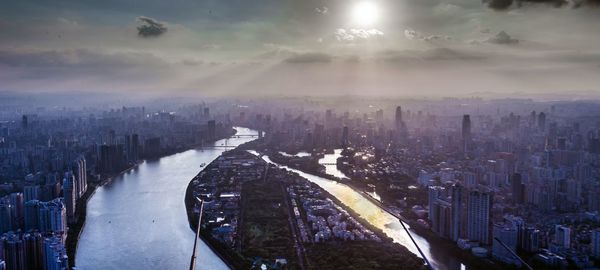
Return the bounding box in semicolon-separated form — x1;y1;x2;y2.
1;0;599;98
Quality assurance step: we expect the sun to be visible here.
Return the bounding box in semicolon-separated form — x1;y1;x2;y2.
351;1;380;26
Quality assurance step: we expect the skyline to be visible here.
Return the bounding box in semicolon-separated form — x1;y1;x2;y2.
1;0;600;97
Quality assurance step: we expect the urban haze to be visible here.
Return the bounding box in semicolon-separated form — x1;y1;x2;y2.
1;1;600;270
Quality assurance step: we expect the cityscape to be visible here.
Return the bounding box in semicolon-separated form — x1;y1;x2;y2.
2;0;600;270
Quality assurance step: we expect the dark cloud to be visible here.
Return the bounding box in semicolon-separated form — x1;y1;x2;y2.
516;0;568;8
486;0;514;10
486;31;519;45
485;0;600;9
284;52;332;63
136;16;167;37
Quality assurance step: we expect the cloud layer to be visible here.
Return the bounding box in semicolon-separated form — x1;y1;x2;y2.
0;0;599;97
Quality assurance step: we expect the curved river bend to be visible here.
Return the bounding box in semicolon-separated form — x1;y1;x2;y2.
77;129;464;270
76;127;259;270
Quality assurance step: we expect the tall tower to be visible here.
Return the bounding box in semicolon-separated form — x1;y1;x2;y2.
462;115;472;154
395;106;408;143
395;106;402;130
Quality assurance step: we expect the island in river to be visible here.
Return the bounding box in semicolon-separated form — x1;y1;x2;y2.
184;149;426;270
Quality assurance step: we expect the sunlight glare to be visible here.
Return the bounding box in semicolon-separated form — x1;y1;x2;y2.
351;1;380;26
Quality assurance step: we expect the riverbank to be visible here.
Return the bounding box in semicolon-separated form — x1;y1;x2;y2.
184;149;426;269
183;157;240;269
67;127;237;268
264;149;506;270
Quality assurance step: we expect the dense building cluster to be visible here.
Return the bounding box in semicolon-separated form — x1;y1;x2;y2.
288;182;380;243
231;98;600;268
0;103;232;270
190;151;265;248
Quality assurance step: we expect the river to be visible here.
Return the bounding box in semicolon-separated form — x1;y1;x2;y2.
258;150;468;270
75;127;259;270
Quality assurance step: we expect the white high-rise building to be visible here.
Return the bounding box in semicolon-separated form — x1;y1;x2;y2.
467;190;492;245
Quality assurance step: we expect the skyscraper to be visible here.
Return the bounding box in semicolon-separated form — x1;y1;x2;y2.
511;173;524;205
73;156;87;198
63;173;76;224
395;106;408;143
538;112;546;132
23;232;43;270
8;193;23;230
467;190;492;245
37;198;66;234
451;183;463;241
3;233;25;270
24;200;41;231
395;106;402;128
462;114;471;153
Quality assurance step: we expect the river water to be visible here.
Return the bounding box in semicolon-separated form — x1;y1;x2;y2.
260;150;468;270
75;127;259;270
77;128;466;270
